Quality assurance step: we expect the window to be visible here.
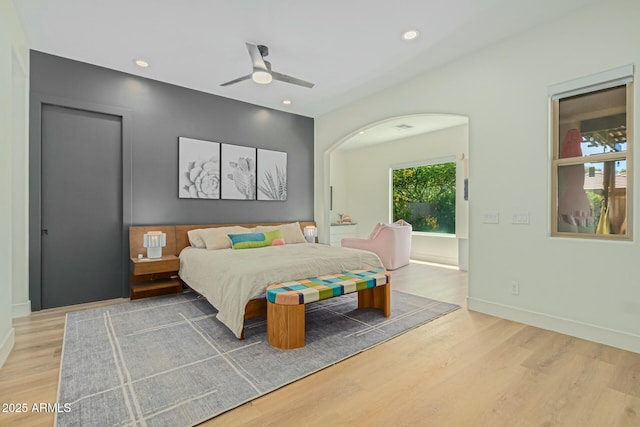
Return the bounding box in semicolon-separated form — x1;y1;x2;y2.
551;67;633;239
392;161;456;234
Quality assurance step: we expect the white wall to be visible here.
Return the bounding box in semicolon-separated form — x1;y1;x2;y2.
0;0;29;367
329;148;348;218
11;30;29;319
316;0;640;353
330;124;468;266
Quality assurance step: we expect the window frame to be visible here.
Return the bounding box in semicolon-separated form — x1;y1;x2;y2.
550;74;634;240
390;156;457;236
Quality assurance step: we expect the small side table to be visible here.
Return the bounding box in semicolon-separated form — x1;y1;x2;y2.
129;255;181;300
329;223;358;247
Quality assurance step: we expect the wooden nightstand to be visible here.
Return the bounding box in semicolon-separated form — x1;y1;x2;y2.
129;255;182;300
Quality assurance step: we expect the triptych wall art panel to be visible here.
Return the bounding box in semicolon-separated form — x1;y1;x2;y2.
178;137;221;199
221;143;257;200
257;148;287;200
178;137;287;201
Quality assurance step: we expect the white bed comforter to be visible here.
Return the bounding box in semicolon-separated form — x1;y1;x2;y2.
178;243;383;338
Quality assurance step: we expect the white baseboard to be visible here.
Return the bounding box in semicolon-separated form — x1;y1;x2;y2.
0;328;15;368
467;297;640;354
13;300;31;318
410;252;458;267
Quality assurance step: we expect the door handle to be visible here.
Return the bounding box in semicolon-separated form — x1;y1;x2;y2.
42;229;49;235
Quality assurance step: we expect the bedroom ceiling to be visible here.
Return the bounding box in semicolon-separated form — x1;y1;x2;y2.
339;114;469;151
13;0;600;119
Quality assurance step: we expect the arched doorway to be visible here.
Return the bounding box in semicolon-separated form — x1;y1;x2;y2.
325;113;469;269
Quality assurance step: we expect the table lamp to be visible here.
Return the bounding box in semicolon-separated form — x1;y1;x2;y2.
143;231;166;259
303;225;317;243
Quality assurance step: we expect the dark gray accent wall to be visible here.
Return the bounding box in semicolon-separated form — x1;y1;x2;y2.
30;51;314;225
29;51;313;309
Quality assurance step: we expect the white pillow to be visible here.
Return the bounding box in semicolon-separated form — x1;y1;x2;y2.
201;226;251;250
255;222;306;244
187;228;206;249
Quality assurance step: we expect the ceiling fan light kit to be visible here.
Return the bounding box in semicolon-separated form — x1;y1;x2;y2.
221;42;314;88
252;70;272;84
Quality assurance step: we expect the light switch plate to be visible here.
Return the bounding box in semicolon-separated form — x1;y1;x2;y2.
512;212;530;225
482;211;500;224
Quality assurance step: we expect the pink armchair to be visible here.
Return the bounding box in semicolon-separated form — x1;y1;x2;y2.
341;220;412;270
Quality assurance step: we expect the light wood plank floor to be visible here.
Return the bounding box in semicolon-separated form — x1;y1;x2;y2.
1;262;639;426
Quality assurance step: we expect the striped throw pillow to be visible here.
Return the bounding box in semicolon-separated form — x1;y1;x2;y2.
228;230;285;249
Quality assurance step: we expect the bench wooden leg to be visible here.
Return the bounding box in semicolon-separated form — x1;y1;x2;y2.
267;301;305;349
357;283;391;317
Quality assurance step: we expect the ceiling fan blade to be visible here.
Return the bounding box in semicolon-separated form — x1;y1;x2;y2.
220;74;252;87
271;71;315;88
246;42;268;72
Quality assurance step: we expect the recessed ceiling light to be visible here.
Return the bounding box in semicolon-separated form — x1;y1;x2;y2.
359;130;365;135
134;59;149;68
282;99;292;105
402;30;419;41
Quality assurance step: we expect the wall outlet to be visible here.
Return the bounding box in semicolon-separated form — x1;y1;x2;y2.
511;281;520;296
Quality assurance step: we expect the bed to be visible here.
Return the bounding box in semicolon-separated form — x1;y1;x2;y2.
129;222;384;338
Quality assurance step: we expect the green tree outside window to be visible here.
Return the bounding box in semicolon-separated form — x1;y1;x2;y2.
392;162;456;234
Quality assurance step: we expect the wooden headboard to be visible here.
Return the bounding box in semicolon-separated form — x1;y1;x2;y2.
129;221;316;258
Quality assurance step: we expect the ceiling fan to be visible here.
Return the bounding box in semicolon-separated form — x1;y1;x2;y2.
220;43;314;88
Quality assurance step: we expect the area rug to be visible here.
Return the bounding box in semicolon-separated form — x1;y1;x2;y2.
56;290;459;426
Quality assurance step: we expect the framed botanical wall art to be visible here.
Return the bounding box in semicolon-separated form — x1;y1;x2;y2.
221;143;257;200
257;149;287;201
178;137;220;199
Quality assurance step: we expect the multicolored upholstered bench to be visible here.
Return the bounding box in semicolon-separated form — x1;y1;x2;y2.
266;268;391;349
